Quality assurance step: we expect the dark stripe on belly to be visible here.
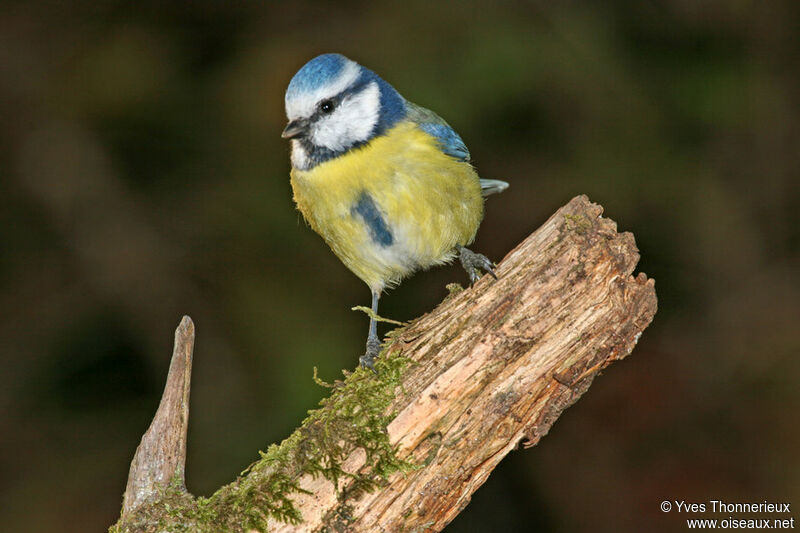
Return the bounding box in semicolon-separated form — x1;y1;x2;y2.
351;192;393;247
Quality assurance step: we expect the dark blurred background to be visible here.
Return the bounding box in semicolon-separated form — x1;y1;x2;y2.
1;1;798;531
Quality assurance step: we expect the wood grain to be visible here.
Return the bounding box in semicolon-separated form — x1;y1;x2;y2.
121;316;194;515
273;195;657;532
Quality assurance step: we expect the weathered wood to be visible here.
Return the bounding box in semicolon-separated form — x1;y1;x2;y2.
275;195;656;531
121;316;194;516
111;195;656;533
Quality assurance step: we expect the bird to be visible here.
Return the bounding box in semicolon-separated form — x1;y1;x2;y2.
281;53;508;370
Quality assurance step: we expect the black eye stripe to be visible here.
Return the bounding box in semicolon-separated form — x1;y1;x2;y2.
313;79;372;117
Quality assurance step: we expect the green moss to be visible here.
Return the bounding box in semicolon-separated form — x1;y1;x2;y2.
300;353;417;489
215;351;416;530
563;213;592;235
109;482;209;533
351;305;406;326
113;349;416;533
320;500;357;532
445;282;464;296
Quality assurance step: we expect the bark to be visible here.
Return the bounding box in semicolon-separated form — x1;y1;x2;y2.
111;195;657;533
122;316;194;514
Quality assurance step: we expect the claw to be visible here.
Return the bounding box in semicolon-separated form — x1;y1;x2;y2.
360;336;381;374
458;246;497;285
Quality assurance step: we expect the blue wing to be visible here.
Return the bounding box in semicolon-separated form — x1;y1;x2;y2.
418;123;470;162
405;101;471;162
405;100;509;195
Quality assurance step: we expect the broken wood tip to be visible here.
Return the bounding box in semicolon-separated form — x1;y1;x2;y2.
121;316;195;516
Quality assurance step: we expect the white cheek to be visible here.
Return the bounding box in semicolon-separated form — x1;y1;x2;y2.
310;82;381;151
290;141;310;170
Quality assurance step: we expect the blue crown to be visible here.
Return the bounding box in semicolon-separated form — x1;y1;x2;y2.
286;53;350;101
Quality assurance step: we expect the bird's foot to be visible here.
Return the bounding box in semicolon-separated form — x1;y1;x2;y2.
359;336;382;373
458;246;497;285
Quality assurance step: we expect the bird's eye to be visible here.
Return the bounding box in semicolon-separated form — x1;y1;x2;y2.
319;99;335;114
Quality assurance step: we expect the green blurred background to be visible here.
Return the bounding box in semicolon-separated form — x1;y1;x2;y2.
1;1;798;531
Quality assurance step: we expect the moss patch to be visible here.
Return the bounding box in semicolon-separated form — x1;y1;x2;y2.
445;282;464;296
351;305;406;326
563;213;593;235
111;350;415;533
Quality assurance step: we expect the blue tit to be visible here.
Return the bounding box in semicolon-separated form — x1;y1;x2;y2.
281;53;508;369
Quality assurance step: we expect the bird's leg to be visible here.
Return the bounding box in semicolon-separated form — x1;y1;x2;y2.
457;245;497;285
359;290;382;371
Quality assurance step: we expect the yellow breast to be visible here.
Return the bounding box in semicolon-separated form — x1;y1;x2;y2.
290;121;483;291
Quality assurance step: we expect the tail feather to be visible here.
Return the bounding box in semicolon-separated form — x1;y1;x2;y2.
480;179;509;197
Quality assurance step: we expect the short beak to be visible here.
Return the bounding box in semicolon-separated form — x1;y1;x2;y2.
281;119;308;140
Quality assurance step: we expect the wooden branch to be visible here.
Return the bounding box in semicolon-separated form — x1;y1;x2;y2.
111;195;656;533
121;316;194;515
